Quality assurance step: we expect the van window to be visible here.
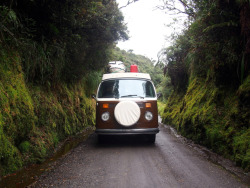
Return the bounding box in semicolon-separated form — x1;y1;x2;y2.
98;79;156;98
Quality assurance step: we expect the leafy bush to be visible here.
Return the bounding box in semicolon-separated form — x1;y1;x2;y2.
18;141;31;153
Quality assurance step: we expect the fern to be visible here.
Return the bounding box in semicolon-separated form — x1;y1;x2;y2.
203;21;238;33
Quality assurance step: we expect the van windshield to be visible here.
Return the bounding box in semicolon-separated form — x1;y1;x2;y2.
98;79;156;98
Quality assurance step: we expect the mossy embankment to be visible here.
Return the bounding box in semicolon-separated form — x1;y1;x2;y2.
159;0;250;172
0;49;96;177
161;77;250;171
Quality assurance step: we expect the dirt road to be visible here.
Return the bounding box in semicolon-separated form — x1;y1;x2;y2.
31;124;248;188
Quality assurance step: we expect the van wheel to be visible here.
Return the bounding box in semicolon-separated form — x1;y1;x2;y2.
147;134;156;143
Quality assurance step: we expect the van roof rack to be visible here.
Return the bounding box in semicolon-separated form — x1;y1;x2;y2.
102;73;151;80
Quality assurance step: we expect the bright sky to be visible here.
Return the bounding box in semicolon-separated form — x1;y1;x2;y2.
116;0;176;61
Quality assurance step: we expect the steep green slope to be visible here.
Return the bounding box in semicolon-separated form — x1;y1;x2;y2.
162;77;249;170
0;48;97;176
0;0;127;176
160;0;250;171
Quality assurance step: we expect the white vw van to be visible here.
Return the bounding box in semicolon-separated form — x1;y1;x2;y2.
93;65;159;143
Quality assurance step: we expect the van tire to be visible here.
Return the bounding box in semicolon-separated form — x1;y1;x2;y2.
147;134;156;143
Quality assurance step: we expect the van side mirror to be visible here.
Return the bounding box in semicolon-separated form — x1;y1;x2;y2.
92;94;97;100
157;92;162;99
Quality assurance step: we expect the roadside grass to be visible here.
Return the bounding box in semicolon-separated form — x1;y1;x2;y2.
157;101;165;118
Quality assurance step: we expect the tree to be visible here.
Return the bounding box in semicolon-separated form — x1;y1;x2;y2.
0;0;129;83
118;0;139;9
156;0;196;19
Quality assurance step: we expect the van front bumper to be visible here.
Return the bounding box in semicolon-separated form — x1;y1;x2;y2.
95;128;159;135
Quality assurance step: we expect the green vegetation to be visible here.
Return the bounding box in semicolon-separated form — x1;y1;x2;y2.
0;48;97;175
0;0;127;176
160;0;250;171
1;0;128;84
1;0;249;177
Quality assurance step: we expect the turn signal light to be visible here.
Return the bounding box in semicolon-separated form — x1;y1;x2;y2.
103;104;109;108
145;103;151;108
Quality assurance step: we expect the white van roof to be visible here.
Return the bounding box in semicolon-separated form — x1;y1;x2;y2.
102;73;151;80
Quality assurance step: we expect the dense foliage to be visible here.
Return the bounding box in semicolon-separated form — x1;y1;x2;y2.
0;49;97;176
0;0;128;176
0;0;128;84
160;0;250;171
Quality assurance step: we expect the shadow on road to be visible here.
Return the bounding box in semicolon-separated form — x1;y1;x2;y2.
94;135;156;148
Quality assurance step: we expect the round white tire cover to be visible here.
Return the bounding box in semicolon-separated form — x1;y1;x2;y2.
114;101;141;127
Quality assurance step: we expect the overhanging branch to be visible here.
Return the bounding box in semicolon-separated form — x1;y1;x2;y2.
119;0;139;9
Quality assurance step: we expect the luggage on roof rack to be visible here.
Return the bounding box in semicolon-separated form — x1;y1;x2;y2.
107;61;126;73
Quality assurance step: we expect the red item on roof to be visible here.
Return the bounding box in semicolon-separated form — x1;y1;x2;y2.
130;65;138;72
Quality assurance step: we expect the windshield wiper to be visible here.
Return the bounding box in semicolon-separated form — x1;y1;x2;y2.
120;95;144;99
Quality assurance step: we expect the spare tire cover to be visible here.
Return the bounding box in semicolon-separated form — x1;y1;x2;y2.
114;101;141;127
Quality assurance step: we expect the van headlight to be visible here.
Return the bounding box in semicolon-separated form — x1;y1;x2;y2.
145;111;153;121
101;112;110;121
